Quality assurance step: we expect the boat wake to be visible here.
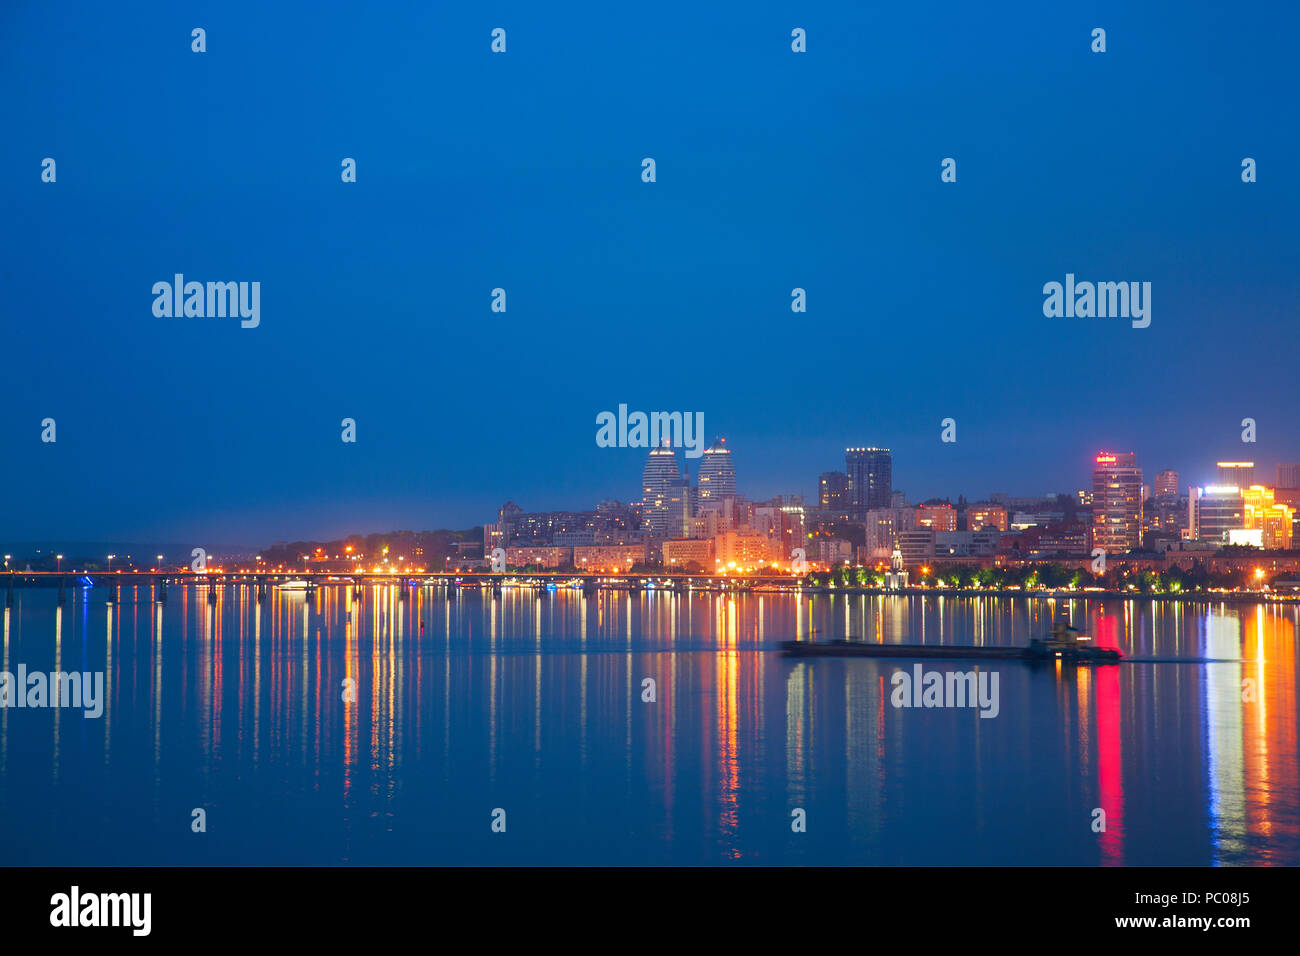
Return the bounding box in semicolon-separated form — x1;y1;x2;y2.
1120;656;1253;664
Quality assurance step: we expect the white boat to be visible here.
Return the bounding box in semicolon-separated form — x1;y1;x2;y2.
276;579;310;591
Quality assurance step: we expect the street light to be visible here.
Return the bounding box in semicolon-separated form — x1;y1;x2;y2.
57;554;63;573
107;554;115;573
3;555;9;571
156;554;163;571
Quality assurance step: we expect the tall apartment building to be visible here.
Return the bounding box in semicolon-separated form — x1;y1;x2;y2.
641;443;682;537
845;447;892;520
1154;469;1179;498
818;471;849;510
696;438;737;512
1092;451;1143;553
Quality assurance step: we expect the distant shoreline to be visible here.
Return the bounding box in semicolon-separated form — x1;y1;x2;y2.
4;571;1297;607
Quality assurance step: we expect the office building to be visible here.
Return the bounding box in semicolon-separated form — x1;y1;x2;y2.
934;531;1000;557
897;528;936;566
1192;486;1245;544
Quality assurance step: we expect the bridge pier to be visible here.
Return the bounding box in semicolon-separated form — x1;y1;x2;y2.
156;575;167;603
5;573;13;608
58;575;67;606
106;583;117;605
399;578;407;601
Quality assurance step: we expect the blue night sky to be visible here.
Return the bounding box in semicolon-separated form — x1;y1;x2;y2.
2;1;1297;547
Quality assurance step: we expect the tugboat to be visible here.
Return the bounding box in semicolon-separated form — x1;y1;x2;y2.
1025;617;1123;664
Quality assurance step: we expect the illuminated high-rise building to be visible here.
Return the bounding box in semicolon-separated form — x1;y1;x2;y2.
1192;485;1245;543
641;442;681;537
1278;463;1300;489
1261;506;1294;550
1243;485;1295;549
1092;451;1142;553
846;447;892;520
1217;461;1255;488
696;438;736;512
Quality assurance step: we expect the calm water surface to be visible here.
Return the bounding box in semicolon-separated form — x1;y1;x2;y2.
1;585;1297;865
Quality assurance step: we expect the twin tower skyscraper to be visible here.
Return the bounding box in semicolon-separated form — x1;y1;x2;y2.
641;439;736;537
641;441;892;535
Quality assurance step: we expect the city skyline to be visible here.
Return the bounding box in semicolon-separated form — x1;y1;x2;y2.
10;440;1299;563
5;415;1299;546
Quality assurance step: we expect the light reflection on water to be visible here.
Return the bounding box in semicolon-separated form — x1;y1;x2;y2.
0;585;1296;865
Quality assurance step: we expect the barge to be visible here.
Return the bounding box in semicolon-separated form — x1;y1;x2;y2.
780;637;1122;665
